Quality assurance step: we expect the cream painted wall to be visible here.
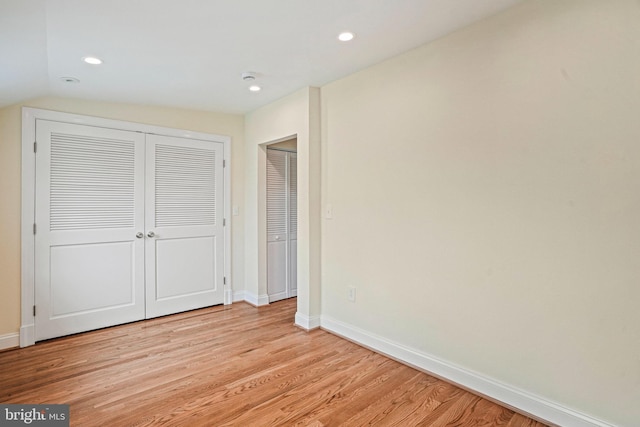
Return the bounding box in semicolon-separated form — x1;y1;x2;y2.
0;106;22;337
0;97;244;337
244;88;320;325
321;1;639;426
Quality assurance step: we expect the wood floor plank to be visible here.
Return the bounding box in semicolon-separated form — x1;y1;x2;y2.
506;412;551;427
0;299;548;426
340;379;464;426
340;373;444;426
425;392;513;427
295;360;421;426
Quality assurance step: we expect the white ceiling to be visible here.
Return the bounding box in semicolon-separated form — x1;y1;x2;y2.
1;0;524;114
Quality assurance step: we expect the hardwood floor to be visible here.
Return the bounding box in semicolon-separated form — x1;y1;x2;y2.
0;299;548;426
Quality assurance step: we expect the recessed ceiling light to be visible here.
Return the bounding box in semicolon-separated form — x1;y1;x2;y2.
83;56;103;65
60;76;80;83
249;85;261;92
338;32;355;42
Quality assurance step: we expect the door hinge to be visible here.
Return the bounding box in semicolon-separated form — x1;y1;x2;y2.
33;223;36;235
223;277;226;285
33;141;37;153
223;159;226;168
33;305;36;317
223;218;226;226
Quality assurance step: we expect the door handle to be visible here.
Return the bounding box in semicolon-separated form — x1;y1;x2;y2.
136;232;144;239
147;231;155;238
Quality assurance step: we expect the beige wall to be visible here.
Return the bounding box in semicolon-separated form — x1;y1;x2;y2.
0;106;22;336
0;97;245;336
244;87;321;324
320;1;639;425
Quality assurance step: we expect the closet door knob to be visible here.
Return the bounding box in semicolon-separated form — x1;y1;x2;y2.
147;231;155;238
136;232;144;239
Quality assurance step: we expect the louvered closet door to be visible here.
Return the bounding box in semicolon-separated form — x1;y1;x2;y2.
145;134;224;318
267;149;288;302
34;120;145;341
266;149;298;302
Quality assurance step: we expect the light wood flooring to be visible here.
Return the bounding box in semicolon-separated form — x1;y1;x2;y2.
0;299;548;426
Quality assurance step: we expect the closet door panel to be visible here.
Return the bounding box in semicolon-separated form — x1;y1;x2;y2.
267;241;288;301
267;149;288;302
34;120;145;341
145;134;224;318
155;236;216;299
267;149;297;302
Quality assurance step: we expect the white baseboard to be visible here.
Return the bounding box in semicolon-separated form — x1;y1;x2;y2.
19;324;35;347
320;316;614;427
268;291;288;303
244;291;269;307
295;312;321;330
233;290;246;303
0;333;20;351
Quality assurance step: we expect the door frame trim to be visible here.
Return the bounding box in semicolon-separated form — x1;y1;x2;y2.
20;107;232;347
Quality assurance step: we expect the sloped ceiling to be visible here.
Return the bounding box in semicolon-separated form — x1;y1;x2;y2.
0;0;524;113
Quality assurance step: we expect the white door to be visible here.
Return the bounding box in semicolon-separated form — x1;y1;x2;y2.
145;134;225;318
34;120;145;341
266;149;297;302
34;122;225;341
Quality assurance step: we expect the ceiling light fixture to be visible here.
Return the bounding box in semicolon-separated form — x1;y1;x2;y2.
249;85;261;92
60;76;80;83
242;72;257;81
338;32;355;42
83;56;103;65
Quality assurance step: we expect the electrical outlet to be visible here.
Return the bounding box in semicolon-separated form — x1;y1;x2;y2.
347;286;356;302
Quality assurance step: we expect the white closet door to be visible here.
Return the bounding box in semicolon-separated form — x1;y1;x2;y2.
267;149;288;302
288;153;297;297
34;120;145;341
145;134;225;318
267;149;297;302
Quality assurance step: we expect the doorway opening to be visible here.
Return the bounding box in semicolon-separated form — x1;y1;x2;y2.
266;138;297;303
